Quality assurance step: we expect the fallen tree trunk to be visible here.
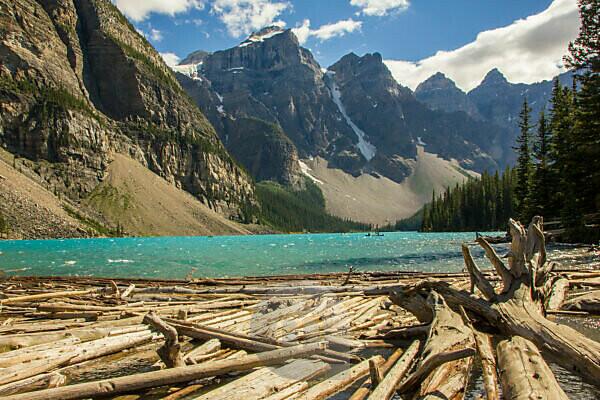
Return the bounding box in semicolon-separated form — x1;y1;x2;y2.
397;292;475;399
563;290;600;314
2;342;328;400
472;330;499;400
496;336;568;400
143;312;184;368
367;340;420;400
390;217;600;384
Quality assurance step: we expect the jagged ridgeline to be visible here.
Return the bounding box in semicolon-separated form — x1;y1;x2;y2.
0;0;258;235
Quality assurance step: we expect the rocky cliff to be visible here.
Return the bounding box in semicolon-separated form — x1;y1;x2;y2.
0;0;256;225
417;68;574;165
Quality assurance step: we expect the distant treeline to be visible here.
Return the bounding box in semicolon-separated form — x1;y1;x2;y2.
256;179;372;233
398;1;599;242
419;169;516;232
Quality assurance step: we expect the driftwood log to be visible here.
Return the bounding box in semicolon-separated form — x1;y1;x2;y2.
389;216;600;387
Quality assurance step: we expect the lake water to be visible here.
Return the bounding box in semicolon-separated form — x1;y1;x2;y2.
0;231;502;279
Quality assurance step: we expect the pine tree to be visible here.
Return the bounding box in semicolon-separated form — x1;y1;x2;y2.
514;98;533;221
564;0;599;73
529;112;552;217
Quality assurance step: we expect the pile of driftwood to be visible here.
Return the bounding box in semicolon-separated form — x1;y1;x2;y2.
0;217;599;399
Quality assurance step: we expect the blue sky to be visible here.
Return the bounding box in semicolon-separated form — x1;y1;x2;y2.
113;0;580;91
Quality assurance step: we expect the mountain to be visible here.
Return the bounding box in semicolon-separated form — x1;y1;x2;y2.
415;72;481;119
416;68;575;165
0;0;256;238
176;29;509;224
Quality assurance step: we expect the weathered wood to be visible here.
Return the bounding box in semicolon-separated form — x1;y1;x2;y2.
143;311;184;368
191;358;330;400
563;290;600;314
545;278;570;311
473;330;499;400
367;340;420;400
2;342;328;400
348;348;406;400
296;356;385;400
496;336;568;400
369;359;383;386
462;244;496;300
0;372;66;396
0;289;98;304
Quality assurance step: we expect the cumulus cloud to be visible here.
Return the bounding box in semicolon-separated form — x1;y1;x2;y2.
210;0;290;37
292;19;363;45
160;52;181;67
113;0;205;22
350;0;410;17
384;0;580;92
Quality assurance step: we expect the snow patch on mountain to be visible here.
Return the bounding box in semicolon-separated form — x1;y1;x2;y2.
171;63;203;80
326;71;377;161
298;160;324;185
239;27;285;48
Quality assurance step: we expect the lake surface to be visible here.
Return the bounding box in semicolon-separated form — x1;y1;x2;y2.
0;231;502;279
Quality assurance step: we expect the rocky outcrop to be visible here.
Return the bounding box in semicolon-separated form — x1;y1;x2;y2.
0;0;256;221
328;53;501;176
415;72;481;119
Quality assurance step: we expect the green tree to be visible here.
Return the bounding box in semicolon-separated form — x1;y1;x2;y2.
529;112;552;217
514;98;533;221
564;0;599;73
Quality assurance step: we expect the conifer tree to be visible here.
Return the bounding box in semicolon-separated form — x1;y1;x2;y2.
514;98;533;221
529;112;552;217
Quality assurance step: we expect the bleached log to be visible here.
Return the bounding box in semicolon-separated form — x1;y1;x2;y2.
183;339;221;364
0;354;73;386
349;347;405;400
367;340;420;400
191;358;330;400
143;312;184;368
2;342;329;400
496;336;568;400
397;292;475;398
0;289;98;305
563;290;600;314
295;356;385;400
121;284;136;299
473;330;499;400
545;278;569;311
0;372;66;396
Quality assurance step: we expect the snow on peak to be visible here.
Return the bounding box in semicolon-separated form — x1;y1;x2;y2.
171;62;203;81
325;72;377;161
239;26;285;48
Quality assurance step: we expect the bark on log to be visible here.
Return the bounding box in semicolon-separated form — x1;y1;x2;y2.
496;336;568;400
2;342;328;400
367;340;420;400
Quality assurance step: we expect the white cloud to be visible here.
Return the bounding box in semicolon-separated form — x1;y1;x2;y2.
384;0;580;92
160;52;181;67
113;0;205;21
210;0;290;37
150;28;163;42
350;0;410;17
292;19;363;45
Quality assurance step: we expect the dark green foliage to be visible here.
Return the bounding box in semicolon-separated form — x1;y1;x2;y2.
256;180;371;233
564;0;599;73
418;168;516;232
528;112;552;217
514;98;533;221
389;209;423;231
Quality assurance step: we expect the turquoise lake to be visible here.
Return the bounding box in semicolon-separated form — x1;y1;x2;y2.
0;231;502;279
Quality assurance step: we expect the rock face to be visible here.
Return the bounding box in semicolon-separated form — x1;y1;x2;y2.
0;0;256;220
417;68;574;165
327;52;502;177
179;29;504;187
415;72;481;119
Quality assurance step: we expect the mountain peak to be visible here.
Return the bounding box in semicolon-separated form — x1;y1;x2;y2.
239;26;287;47
416;72;459;93
481;68;508;85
